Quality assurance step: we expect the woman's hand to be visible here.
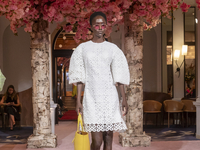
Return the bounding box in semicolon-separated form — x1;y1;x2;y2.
76;102;83;115
6;102;11;106
76;82;83;115
118;83;129;116
122;100;128;116
10;102;14;105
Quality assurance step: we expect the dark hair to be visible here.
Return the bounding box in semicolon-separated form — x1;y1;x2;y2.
90;11;107;26
4;85;17;100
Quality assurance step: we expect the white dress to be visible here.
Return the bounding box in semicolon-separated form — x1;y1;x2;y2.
69;40;130;132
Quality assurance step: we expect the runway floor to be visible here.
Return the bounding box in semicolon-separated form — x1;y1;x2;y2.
0;121;200;150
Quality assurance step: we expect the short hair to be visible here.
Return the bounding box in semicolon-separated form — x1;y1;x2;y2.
90;11;107;26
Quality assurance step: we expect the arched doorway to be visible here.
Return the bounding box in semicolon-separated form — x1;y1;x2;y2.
52;28;87;123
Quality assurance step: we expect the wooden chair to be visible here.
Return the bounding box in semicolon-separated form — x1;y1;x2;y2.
0;105;5;128
1;104;22;129
163;100;184;128
181;99;196;127
143;100;162;126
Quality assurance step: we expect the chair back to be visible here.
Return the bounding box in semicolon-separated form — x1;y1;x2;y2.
181;100;196;111
163;100;184;112
143;100;162;111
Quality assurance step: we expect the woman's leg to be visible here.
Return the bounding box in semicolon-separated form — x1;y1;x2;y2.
9;114;13;129
10;114;15;125
91;132;103;150
103;131;113;150
6;107;16;129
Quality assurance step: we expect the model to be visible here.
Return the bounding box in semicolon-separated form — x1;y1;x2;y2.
69;11;130;150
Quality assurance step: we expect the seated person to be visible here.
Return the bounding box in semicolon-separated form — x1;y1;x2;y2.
0;85;20;130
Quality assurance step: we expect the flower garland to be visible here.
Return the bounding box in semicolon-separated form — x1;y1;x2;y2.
0;0;191;42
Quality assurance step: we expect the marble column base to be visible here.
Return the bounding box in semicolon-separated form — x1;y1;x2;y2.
119;132;151;147
50;102;57;134
27;134;57;148
193;101;200;139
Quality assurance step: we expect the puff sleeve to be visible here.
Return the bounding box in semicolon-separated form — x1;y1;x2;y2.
69;44;85;85
111;46;130;85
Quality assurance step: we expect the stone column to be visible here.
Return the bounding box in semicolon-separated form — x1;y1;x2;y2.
193;9;200;139
27;19;57;148
49;34;57;135
119;14;151;147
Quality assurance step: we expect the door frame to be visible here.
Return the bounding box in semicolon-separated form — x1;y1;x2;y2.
52;28;73;123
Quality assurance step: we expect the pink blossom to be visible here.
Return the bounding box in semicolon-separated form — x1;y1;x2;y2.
111;3;120;12
63;25;72;33
152;9;161;18
24;23;33;32
15;9;25;19
56;13;64;22
138;10;147;17
10;5;18;10
73;36;80;43
0;0;195;42
180;2;190;12
112;18;117;22
147;4;153;11
48;6;56;18
196;0;200;4
87;34;93;40
129;13;138;22
159;4;168;13
143;22;148;30
115;0;123;5
170;0;178;6
123;0;133;9
25;8;29;13
140;3;146;9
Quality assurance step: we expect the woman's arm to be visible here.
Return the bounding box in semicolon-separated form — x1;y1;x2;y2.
76;82;83;115
118;83;128;116
0;96;10;106
12;95;20;107
0;96;4;105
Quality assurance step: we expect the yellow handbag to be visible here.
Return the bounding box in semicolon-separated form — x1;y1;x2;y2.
72;85;77;98
73;113;90;150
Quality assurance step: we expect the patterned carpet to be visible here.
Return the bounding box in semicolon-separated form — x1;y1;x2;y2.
144;125;199;141
0;125;199;144
58;110;77;121
0;127;33;144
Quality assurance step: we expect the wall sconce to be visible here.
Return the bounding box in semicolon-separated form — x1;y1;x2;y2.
195;18;198;24
174;45;188;77
59;44;62;48
63;35;66;40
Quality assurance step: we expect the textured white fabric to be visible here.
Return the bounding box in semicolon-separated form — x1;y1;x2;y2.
69;40;130;132
0;69;6;92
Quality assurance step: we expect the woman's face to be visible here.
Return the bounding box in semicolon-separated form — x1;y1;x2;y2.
8;88;14;95
91;15;107;38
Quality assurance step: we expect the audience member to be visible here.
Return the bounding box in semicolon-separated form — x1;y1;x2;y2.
0;85;20;130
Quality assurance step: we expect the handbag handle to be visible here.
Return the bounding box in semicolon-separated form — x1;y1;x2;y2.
77;113;85;132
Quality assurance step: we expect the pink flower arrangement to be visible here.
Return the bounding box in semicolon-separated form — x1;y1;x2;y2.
180;2;190;12
197;0;200;9
0;0;193;42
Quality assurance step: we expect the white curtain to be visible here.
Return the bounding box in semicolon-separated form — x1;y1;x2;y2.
0;69;6;92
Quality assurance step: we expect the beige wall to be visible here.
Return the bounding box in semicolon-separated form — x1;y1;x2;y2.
0;17;10;94
173;9;184;99
3;26;32;93
143;27;158;92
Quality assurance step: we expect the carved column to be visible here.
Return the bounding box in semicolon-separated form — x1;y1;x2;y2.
193;9;200;139
27;19;57;148
119;14;151;147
